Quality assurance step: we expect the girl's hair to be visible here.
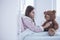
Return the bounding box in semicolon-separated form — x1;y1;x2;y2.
25;6;35;24
25;5;34;17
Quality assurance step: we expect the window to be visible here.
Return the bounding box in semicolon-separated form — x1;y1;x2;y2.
56;0;60;17
20;0;34;15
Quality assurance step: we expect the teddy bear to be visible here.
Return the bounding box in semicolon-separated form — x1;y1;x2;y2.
42;10;59;36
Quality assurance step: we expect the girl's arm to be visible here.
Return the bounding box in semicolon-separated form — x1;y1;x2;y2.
22;17;44;32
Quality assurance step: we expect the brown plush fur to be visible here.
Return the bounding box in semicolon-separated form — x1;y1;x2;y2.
42;10;58;31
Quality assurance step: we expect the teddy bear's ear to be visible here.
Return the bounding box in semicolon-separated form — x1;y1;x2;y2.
53;10;56;14
44;11;46;15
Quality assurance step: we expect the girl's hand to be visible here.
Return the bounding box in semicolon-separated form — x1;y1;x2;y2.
43;22;52;29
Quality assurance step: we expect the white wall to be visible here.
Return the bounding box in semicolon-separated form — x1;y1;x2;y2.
0;0;19;40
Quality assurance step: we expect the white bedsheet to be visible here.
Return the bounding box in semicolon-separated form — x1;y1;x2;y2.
18;29;35;40
24;32;60;40
18;29;60;40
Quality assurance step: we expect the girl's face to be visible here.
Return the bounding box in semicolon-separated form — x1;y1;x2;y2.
29;9;35;19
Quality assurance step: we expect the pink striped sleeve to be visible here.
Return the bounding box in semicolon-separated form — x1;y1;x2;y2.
22;17;44;32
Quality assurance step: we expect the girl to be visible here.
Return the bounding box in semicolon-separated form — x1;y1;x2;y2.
21;6;52;32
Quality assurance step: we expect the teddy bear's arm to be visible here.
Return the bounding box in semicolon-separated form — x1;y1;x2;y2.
54;22;59;30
